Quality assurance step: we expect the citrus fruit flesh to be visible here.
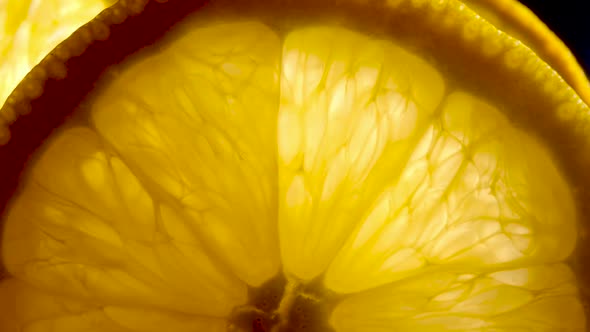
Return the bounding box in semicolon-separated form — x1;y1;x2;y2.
0;0;116;114
0;0;589;331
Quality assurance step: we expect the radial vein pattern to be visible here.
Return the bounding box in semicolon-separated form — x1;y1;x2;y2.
0;21;584;332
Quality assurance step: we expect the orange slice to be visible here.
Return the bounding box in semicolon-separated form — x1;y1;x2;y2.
0;0;589;331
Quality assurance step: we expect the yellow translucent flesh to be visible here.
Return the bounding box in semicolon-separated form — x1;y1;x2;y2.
89;21;282;287
2;21;282;320
0;0;114;108
2;127;247;317
0;278;227;332
278;27;445;281
279;27;577;291
331;264;585;331
0;21;584;332
324;91;578;292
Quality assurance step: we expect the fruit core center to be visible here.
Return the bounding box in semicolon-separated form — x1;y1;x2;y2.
229;274;337;332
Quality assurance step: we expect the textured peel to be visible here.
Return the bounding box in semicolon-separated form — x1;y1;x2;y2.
0;0;115;110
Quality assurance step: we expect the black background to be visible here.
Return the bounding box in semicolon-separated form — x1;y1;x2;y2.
519;0;590;76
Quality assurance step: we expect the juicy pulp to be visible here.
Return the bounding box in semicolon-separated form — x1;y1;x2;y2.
0;4;586;332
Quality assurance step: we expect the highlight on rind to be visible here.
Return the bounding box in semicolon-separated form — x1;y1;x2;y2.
466;0;590;104
0;0;149;146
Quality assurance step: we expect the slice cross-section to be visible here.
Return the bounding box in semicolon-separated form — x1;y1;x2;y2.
0;0;589;331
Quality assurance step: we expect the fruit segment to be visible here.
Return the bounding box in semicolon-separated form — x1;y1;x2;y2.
90;21;282;287
325;91;577;293
278;26;445;281
2;128;246;317
0;278;228;332
330;264;585;331
277;26;577;289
